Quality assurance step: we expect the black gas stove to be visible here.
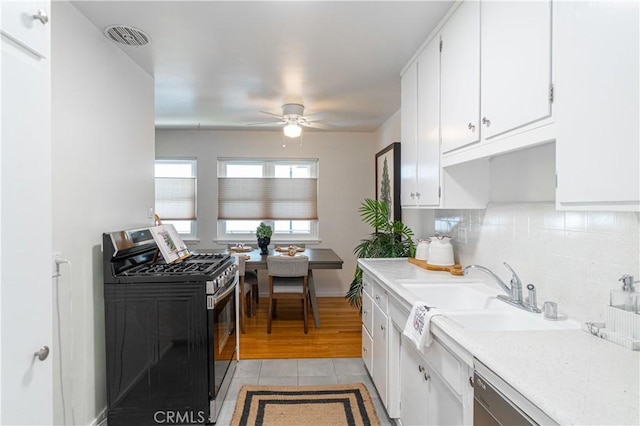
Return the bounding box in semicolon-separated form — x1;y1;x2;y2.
102;227;233;285
102;226;238;425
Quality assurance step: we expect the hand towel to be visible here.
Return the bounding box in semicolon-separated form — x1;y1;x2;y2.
403;301;442;350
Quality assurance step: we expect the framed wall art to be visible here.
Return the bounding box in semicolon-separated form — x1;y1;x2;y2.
375;142;401;223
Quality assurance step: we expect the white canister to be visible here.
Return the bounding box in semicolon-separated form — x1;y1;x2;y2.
427;235;454;266
415;239;430;261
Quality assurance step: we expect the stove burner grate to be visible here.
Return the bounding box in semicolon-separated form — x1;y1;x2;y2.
124;260;221;276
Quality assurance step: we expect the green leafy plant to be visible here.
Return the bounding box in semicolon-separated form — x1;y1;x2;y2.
345;198;415;309
256;222;273;238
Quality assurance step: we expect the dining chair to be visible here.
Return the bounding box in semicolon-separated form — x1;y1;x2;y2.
234;254;258;333
229;244;259;314
266;255;310;334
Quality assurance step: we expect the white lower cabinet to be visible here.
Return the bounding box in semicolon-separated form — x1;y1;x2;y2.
372;302;388;405
362;282;374;374
400;337;468;426
362;325;373;374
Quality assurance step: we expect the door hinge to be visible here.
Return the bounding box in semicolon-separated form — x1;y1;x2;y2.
549;83;554;103
439;39;443;52
438;187;442;198
555;173;558;188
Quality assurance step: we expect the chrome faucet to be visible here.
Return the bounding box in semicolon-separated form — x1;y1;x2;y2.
463;262;541;313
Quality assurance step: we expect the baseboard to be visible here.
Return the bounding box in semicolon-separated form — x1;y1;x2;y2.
91;407;107;426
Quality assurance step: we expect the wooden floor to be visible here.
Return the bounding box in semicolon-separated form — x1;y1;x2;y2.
238;296;362;359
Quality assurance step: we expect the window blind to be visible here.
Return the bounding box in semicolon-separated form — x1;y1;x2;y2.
155;177;196;220
218;177;318;220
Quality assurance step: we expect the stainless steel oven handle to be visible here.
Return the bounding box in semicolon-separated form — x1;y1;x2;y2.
212;280;237;307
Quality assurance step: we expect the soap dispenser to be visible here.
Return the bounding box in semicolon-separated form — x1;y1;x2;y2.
610;274;639;313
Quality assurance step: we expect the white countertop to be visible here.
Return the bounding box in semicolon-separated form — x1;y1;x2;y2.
359;258;640;426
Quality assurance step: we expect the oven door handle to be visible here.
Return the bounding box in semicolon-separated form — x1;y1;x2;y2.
211;280;237;308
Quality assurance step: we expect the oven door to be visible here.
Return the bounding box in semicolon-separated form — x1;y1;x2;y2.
207;278;237;422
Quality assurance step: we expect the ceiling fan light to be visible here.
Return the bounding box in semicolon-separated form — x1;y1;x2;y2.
283;122;302;138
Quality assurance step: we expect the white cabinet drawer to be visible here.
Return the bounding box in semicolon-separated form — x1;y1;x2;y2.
362;325;373;375
362;274;373;298
373;285;388;312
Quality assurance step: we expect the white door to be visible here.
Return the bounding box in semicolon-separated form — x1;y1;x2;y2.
400;61;418;207
1;1;53;424
400;342;428;425
440;1;480;154
555;0;640;209
416;36;441;207
372;303;388;406
480;1;552;139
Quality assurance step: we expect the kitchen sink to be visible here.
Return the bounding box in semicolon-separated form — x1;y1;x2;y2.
398;280;581;331
400;283;507;311
446;310;581;331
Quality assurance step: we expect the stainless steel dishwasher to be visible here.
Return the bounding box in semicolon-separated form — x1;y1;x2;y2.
473;360;558;426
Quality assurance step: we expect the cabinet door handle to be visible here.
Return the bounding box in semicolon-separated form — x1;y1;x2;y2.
424;373;431;381
380;325;385;331
482;117;491;127
362;309;368;314
418;365;424;372
362;347;367;352
415;192;421;198
468;122;476;132
32;9;49;25
34;346;50;361
410;192;415;198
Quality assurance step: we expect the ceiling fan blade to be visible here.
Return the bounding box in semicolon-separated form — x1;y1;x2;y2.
300;121;335;130
246;121;286;126
259;110;284;119
301;112;326;122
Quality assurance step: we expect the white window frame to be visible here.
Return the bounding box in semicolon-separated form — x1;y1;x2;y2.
217;158;320;243
155;157;197;240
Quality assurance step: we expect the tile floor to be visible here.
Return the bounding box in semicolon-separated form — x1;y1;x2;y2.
216;358;395;425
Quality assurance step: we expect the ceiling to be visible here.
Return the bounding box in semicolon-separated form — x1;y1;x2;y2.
72;1;453;132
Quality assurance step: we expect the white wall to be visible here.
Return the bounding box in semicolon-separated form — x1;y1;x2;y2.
156;130;376;297
435;205;640;321
51;2;155;424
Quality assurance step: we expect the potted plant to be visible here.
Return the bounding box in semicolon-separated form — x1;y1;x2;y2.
256;222;273;255
345;199;415;309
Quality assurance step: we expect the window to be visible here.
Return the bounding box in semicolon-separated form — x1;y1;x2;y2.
155;158;197;238
217;159;319;241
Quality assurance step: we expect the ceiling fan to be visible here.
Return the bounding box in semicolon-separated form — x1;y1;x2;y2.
247;103;333;138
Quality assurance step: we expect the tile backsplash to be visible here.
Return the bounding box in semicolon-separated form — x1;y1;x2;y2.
435;203;640;321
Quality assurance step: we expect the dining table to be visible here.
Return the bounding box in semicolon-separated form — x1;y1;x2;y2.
242;247;344;328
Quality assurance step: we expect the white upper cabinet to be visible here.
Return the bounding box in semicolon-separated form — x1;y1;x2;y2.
555;1;639;211
1;1;50;58
415;37;441;207
401;61;419;207
440;0;553;166
440;1;480;154
480;1;552;139
401;36;441;208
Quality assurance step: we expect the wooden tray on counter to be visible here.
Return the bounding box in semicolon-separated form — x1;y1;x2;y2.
407;257;464;276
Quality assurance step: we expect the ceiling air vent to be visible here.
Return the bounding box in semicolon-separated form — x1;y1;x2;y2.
104;25;150;47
